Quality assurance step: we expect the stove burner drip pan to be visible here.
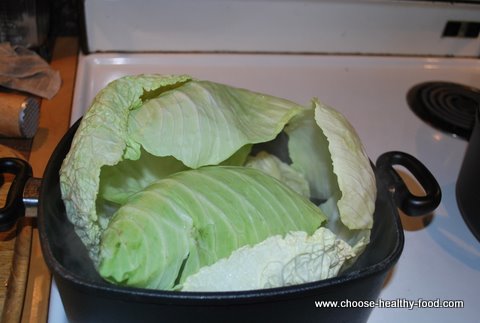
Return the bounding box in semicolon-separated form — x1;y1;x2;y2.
407;81;480;140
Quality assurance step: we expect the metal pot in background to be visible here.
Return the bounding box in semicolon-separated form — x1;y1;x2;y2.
456;107;480;242
0;0;50;49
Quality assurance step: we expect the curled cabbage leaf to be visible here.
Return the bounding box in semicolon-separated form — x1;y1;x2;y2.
99;166;326;290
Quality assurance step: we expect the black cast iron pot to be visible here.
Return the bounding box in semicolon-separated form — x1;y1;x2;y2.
0;120;441;323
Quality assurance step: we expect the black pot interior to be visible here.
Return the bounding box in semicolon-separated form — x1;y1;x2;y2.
38;119;404;318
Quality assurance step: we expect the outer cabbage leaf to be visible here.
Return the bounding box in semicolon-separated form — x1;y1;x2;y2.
313;99;375;231
285;99;375;251
128;80;306;168
98;166;326;290
60;75;192;262
181;227;354;291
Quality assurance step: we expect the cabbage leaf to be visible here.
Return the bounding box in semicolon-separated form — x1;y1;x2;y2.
285;99;375;250
182;227;354;291
127;80;306;168
99;166;326;290
60;75;192;260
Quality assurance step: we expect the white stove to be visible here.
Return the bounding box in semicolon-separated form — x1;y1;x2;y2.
48;1;480;322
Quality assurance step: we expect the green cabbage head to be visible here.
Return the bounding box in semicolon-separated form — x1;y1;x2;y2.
60;74;376;291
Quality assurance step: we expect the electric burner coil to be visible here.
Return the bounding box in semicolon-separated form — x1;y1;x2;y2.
407;81;480;140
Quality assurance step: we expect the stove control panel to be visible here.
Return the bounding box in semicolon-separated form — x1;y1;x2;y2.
81;0;480;56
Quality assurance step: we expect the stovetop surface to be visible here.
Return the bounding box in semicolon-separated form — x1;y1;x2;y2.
50;53;480;323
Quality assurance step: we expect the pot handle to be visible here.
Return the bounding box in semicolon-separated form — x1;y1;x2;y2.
376;151;441;216
0;158;33;231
